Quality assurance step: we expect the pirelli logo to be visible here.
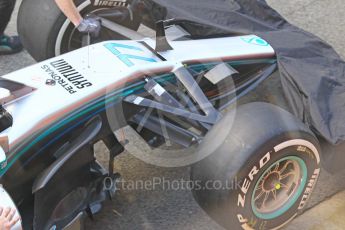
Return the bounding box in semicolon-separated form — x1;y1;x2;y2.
93;0;128;7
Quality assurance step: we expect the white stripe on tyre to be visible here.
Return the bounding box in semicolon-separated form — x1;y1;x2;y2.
273;139;320;164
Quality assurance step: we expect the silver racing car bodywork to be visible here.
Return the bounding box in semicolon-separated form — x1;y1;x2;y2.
1;35;274;165
0;34;274;229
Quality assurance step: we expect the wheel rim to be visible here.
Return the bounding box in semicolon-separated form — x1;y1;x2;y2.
65;8;118;53
55;0;92;55
251;156;308;220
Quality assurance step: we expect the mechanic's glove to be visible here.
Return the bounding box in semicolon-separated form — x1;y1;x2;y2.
77;17;101;37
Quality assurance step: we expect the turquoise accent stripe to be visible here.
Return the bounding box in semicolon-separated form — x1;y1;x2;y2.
241;37;269;46
117;54;157;67
0;74;175;176
104;43;157;67
189;59;276;73
105;43;143;51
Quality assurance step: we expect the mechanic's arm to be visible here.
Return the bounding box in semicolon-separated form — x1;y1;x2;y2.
54;0;82;26
54;0;101;37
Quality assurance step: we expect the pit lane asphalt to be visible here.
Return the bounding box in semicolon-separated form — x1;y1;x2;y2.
1;1;345;229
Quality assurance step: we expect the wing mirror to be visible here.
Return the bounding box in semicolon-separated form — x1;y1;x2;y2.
0;136;9;170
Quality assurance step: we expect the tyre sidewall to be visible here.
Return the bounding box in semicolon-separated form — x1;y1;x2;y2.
226;132;320;230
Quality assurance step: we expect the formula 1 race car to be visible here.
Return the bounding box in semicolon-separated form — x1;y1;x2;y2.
0;1;335;230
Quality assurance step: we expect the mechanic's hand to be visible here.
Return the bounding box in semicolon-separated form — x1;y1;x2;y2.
77;16;101;37
0;207;20;230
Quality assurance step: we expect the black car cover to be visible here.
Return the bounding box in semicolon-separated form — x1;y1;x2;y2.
142;0;345;145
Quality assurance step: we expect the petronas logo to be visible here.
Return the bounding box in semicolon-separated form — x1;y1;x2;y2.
241;37;269;46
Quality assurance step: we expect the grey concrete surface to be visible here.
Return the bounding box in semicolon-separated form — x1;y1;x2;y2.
1;0;345;229
0;0;35;75
286;190;345;230
267;0;345;60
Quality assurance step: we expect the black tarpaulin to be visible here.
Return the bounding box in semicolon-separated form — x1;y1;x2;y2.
142;0;345;145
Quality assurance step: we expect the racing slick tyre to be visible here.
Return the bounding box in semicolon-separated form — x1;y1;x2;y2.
17;0;141;61
191;102;321;230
